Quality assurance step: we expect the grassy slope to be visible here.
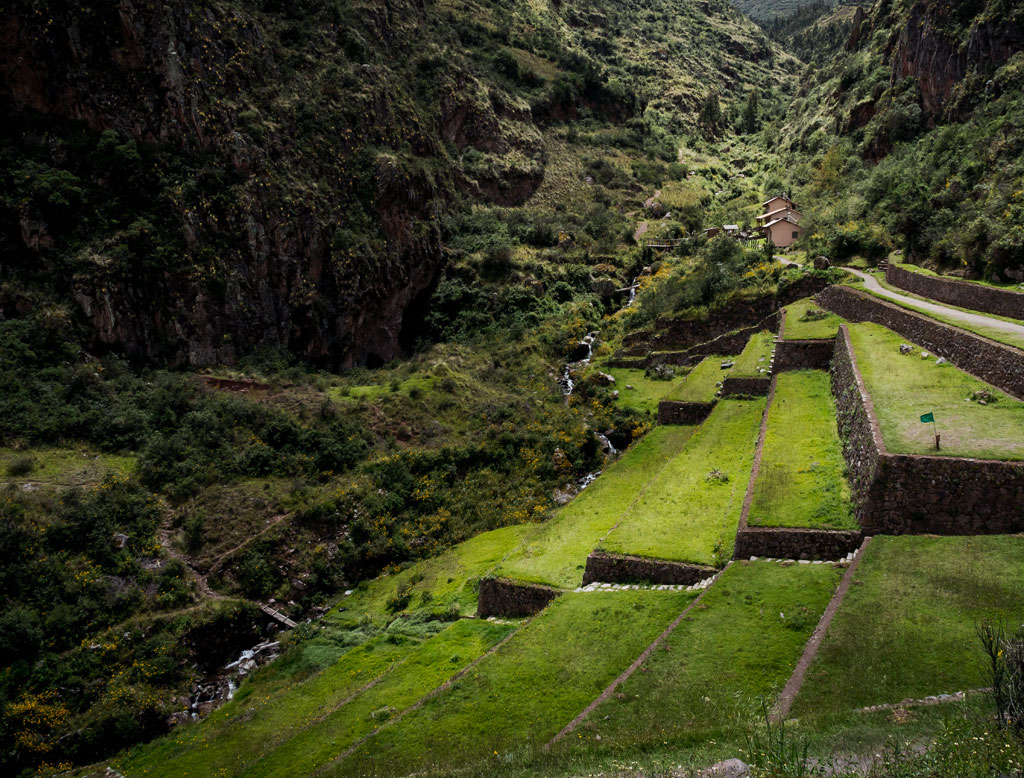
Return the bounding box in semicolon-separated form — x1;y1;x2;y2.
732;330;776;376
666;357;731;402
602;399;765;565
748;371;856;530
338;590;694;777
849;322;1024;460
120;622;511;777
792;536;1024;717
606;366;690;415
326;524;536;626
1;446;135;486
237;620;513;778
783;298;843;340
496;426;698;588
559;561;842;751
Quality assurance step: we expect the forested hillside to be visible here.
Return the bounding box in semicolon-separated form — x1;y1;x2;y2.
775;0;1024;280
731;0;837;24
0;0;791;368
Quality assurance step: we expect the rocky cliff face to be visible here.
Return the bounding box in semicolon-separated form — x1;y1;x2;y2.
1;0;454;368
0;0;789;367
887;0;1024;123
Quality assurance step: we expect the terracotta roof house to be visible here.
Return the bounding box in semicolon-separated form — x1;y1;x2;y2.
761;214;804;248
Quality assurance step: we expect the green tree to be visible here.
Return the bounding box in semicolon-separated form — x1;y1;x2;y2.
699;91;723;137
742;89;760;134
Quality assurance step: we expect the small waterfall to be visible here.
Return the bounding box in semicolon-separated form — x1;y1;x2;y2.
627;277;639;306
595;432;619;456
560;332;598;397
577;471;602;490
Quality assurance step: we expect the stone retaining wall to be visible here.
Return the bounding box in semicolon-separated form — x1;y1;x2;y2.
606;358;647;370
830;327;884;514
582;552;716;586
831;325;1024;534
887;265;1024;320
657;401;716;425
647;276;831;351
722;377;771;396
734;527;862;560
774;339;835;372
651;318;777;368
817;285;1024;399
476;577;561;618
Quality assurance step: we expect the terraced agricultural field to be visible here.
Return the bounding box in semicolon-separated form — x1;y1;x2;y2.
848;322;1024;460
731;330;776;376
601;399;765;565
665;356;732;402
791;535;1024;717
496;425;698;588
605;365;690;414
122;620;513;778
782;298;843;340
328;523;536;626
556;561;842;752
748;371;856;530
339;590;695;777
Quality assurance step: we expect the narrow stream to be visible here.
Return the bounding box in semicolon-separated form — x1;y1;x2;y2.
627;276;639;306
560;331;597;397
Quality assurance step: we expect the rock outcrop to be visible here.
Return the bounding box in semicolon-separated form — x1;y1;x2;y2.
887;0;1024;124
0;0;454;367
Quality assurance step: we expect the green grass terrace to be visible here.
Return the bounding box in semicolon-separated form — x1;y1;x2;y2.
121;619;514;778
791;535;1024;718
664;356;731;403
601;399;765;566
748;371;856;530
849;322;1024;460
553;561;842;753
604;365;690;415
339;590;695;777
782;298;843;340
495;425;697;589
731;330;776;376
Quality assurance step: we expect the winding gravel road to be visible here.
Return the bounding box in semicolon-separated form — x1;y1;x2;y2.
844;267;1024;341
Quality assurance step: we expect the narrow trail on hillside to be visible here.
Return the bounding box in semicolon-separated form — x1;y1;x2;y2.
205;513;290;575
845;268;1024;340
157;523;225;601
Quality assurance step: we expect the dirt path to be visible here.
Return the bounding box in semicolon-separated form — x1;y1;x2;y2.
845;268;1024;340
771;536;872;721
545;563;731;749
634;221;649;241
205;513;290;575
